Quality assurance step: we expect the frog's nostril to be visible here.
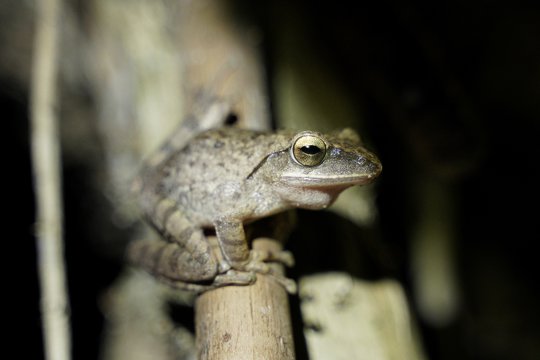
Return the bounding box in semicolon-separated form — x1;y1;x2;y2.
224;112;239;126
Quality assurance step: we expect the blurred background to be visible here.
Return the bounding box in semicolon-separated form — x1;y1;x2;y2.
3;0;539;359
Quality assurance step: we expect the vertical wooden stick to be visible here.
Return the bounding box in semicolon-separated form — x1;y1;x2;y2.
179;2;296;358
195;238;295;360
30;0;71;359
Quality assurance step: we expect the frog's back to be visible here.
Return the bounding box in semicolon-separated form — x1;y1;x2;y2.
137;127;290;220
163;128;284;184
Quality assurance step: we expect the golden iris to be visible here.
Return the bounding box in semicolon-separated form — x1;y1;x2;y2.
292;134;327;167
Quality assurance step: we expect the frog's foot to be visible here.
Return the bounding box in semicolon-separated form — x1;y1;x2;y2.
157;269;255;293
249;248;295;268
210;243;294;276
234;251;296;294
215;268;297;294
162;268;296;294
212;269;257;287
158;278;216;293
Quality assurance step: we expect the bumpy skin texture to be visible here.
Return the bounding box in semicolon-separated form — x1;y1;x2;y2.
129;125;382;292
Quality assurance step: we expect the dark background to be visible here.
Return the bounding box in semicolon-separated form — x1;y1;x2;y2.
3;0;539;359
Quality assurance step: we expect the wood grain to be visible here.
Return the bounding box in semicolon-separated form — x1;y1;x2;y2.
195;238;295;360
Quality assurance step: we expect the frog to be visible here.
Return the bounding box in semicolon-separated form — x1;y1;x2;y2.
128;103;382;293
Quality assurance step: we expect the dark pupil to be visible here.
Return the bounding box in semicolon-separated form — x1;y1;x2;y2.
301;145;321;155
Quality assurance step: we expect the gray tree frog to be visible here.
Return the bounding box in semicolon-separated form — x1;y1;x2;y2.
128;106;382;293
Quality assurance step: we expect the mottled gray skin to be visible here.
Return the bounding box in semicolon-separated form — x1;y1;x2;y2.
129;125;382;292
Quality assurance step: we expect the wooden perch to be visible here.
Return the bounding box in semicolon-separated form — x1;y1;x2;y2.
177;3;296;358
195;238;295;360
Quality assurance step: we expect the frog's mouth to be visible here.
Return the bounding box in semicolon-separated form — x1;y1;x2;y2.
281;173;378;188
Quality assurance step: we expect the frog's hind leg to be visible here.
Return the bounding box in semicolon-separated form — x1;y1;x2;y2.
127;234;216;283
130;197;259;291
127;234;257;292
128;197;219;283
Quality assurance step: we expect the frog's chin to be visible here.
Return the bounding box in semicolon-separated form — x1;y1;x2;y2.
275;183;350;210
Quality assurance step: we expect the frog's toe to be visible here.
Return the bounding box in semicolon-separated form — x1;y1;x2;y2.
213;270;257;287
249;249;295;267
217;259;232;274
269;275;297;294
211;270;297;294
276;250;295;267
244;259;271;274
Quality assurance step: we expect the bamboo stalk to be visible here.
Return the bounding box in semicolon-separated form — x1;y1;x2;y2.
30;0;71;359
195;238;295;360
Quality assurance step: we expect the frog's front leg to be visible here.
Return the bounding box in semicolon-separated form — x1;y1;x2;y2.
214;218;295;274
213;218;250;269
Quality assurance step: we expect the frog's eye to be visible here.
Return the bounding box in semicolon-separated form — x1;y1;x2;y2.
292;134;327;167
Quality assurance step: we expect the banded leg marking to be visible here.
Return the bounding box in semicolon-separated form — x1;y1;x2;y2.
130;198;218;282
214;219;250;267
152;198;211;265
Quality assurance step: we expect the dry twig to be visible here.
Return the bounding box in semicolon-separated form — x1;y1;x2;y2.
30;0;71;359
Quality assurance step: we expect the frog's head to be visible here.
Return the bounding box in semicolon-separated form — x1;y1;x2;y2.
260;129;382;209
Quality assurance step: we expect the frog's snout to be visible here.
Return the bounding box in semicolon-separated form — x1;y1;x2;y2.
358;151;382;179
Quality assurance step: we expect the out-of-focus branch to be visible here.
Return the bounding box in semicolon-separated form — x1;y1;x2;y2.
30;0;71;359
